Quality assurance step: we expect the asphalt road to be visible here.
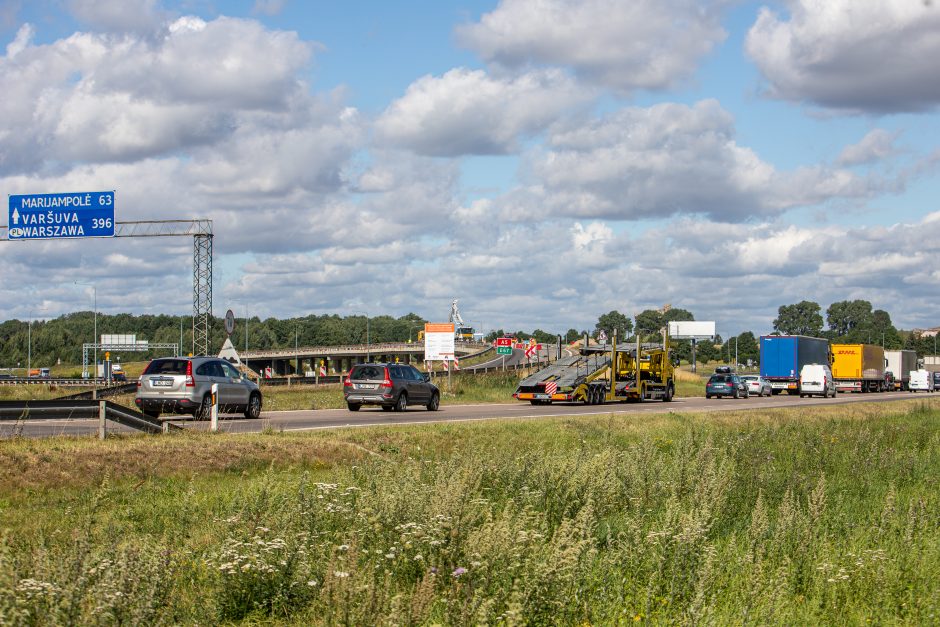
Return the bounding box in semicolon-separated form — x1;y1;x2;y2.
3;390;933;439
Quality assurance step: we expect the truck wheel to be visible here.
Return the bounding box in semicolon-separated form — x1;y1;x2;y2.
662;383;674;402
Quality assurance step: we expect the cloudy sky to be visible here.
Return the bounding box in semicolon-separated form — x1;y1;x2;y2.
1;0;939;338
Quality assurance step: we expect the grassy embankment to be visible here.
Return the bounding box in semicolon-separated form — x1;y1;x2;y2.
0;399;938;624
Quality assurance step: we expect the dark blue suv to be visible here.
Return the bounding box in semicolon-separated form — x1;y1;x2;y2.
706;371;749;399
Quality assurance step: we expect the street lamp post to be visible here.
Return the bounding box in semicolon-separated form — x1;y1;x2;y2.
27;315;31;377
74;282;96;380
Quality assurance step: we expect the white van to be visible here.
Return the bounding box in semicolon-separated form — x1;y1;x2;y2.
800;364;836;398
908;369;933;392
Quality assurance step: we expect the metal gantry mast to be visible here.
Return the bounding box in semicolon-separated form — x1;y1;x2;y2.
1;219;214;357
115;221;214;357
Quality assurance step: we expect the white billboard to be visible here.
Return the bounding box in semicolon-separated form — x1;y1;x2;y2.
424;323;455;361
668;321;716;340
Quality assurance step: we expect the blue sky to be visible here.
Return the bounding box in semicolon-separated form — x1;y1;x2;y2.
1;0;939;338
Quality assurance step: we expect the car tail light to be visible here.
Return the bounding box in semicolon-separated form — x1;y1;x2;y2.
137;376;142;388
185;360;195;387
344;369;353;387
381;367;393;388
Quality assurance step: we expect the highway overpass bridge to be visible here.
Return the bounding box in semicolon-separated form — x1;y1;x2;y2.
240;341;489;377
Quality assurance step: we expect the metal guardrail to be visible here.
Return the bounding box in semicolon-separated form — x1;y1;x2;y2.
0;399;166;435
57;383;138;400
243;341;488;359
0;377;110;387
254;354;546;385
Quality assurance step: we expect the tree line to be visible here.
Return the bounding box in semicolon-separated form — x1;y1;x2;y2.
1;299;934;371
492;299;935;368
0;312;427;370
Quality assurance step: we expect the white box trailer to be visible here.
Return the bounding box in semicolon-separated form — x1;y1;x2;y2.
884;350;918;390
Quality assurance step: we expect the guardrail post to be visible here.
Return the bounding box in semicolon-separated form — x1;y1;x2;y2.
98;400;106;439
210;383;218;432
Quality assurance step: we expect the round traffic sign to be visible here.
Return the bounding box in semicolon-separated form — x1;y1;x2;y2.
224;309;235;335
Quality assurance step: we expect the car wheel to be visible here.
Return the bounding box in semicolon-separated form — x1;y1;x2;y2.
394;393;408;412
427;392;440;411
244;393;262;419
732;388;739;399
347;402;361;411
744;390;749;399
197;394;213;420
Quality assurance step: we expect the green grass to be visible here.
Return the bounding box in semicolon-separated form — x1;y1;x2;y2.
0;400;938;623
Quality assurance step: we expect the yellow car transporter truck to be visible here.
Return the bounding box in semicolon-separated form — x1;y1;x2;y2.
513;332;675;404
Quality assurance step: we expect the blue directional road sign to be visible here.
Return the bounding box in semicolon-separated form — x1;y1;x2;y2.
7;191;115;240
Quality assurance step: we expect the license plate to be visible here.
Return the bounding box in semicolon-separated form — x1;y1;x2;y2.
533;393;549;400
357;383;377;390
152;379;173;387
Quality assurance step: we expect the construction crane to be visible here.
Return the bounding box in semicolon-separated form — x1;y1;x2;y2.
449;299;474;341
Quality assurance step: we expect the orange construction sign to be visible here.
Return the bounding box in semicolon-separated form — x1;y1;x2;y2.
425;323;455;333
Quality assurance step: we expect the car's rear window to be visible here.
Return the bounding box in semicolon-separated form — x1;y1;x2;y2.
709;375;732;383
350;365;385;380
143;359;190;375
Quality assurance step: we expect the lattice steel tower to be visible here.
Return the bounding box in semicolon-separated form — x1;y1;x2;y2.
192;231;213;356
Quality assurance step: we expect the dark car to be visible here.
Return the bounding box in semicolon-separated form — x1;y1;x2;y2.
933;371;940;392
344;363;440;412
706;373;749;399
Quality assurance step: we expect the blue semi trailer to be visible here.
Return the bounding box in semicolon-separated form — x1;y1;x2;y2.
759;335;832;395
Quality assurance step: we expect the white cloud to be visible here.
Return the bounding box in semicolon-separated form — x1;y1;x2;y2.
5;23;32;57
0;16;315;172
252;0;287;17
67;0;167;37
375;68;592;156
746;0;940;113
837;129;899;166
457;0;728;93
520;100;874;221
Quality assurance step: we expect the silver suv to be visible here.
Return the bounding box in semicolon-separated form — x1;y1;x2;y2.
344;363;440;412
135;357;262;419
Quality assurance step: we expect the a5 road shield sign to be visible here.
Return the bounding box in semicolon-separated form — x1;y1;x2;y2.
496;337;513;355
